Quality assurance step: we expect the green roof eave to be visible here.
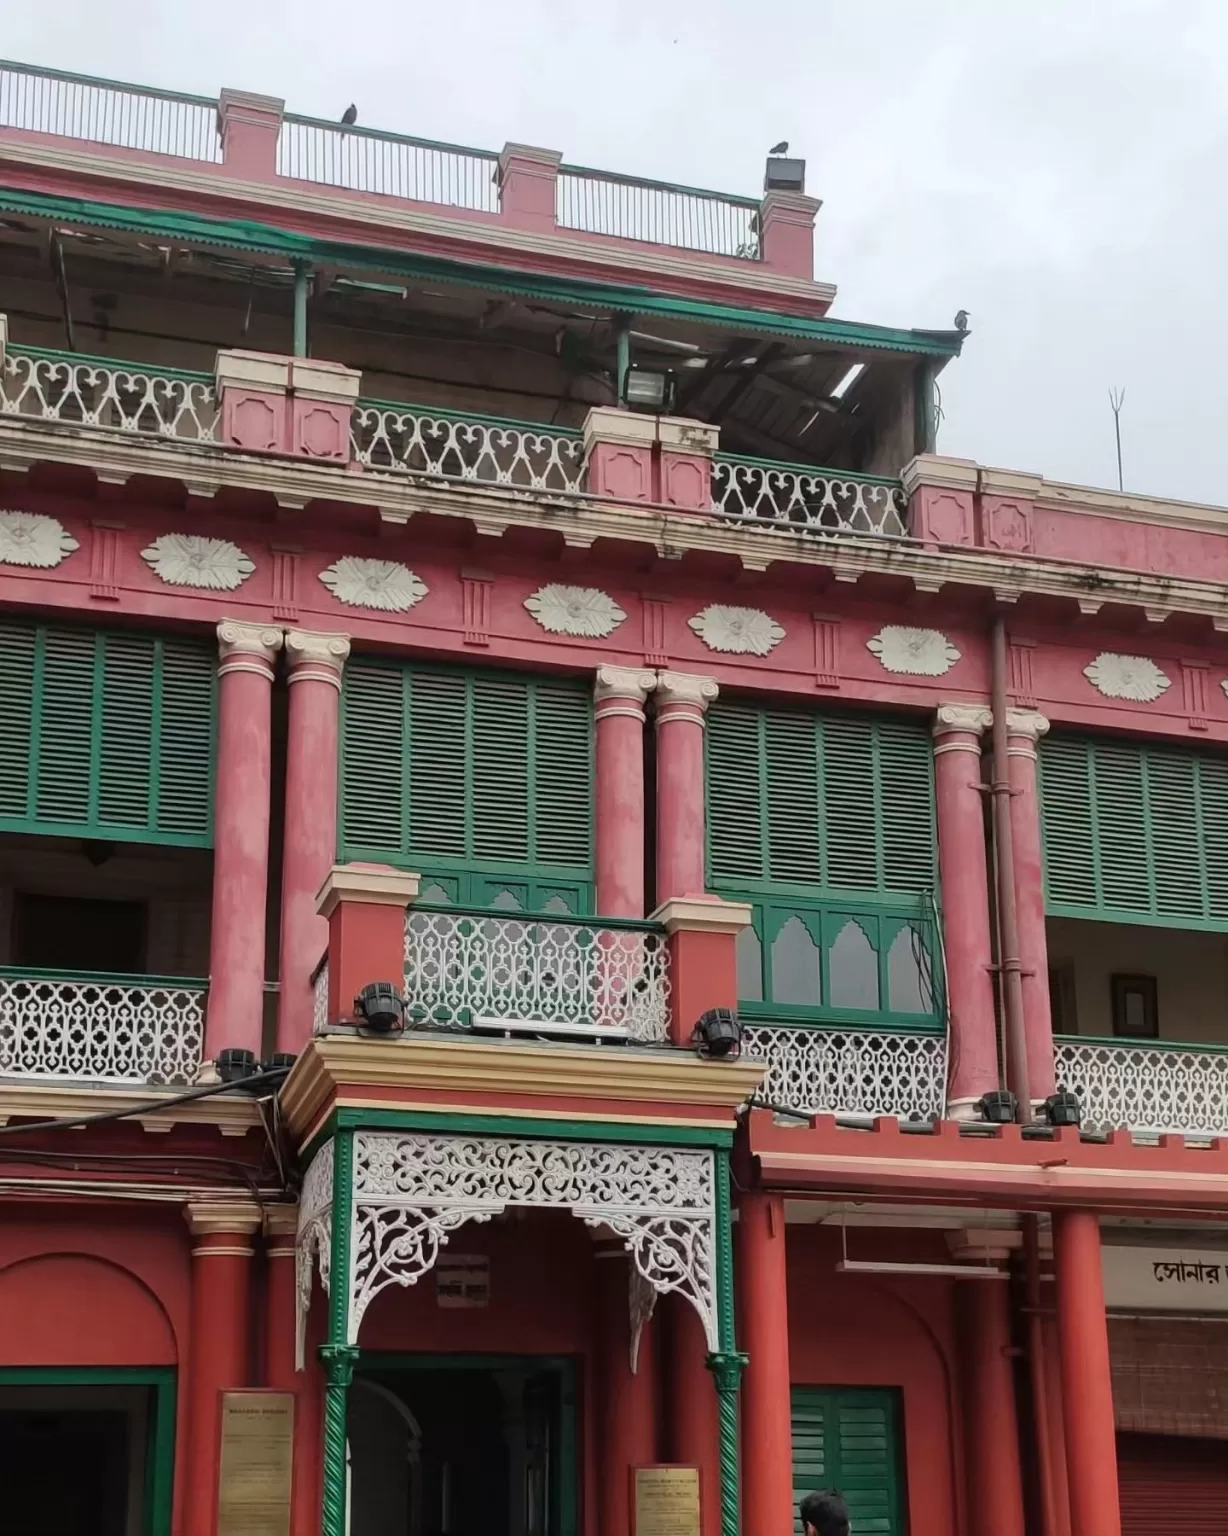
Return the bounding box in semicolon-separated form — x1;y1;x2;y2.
0;187;965;361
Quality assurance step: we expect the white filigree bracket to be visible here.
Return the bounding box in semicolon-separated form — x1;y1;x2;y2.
295;1139;334;1370
0;510;79;568
1083;652;1171;702
688;604;785;656
319;557;428;612
141;533;255;590
295;1132;718;1363
524;584;627;637
868;626;961;677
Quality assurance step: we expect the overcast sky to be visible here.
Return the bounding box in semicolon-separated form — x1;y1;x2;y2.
7;1;1227;505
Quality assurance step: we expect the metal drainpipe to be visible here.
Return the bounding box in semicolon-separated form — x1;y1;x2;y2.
990;613;1031;1118
1023;1214;1059;1536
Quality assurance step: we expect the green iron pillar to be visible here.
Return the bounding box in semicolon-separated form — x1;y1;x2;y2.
293;260;311;358
319;1130;356;1536
615;313;632;404
707;1148;747;1536
915;359;939;455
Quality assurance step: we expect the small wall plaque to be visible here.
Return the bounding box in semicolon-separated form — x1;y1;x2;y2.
217;1390;295;1536
633;1465;702;1536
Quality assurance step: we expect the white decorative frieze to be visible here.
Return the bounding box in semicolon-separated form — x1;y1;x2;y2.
141;533;255;591
524;584;626;637
688;604;785;656
868;626;961;677
318;556;427;613
1084;652;1171;703
0;510;79;569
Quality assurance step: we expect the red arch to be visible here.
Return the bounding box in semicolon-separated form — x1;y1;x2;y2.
0;1252;178;1366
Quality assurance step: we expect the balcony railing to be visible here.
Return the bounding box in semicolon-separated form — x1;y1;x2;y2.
0;968;206;1086
403;908;671;1042
277;115;500;210
351;399;586;492
0;59;221;161
713;454;909;538
1;347;219;441
1055;1035;1228;1140
557;166;760;259
742;1020;948;1122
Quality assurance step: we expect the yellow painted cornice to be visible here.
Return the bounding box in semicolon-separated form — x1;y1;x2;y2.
0;1082;261;1136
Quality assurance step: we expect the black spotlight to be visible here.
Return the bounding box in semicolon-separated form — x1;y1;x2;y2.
1043;1091;1082;1127
264;1051;297;1074
692;1008;742;1060
354;982;406;1033
217;1047;260;1084
977;1089;1018;1125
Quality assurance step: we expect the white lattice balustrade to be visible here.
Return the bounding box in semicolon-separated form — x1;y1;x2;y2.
352;403;585;492
403;911;670;1041
312;959;329;1037
1;350;219;440
712;457;907;538
1055;1037;1228;1138
0;972;205;1085
741;1022;948;1122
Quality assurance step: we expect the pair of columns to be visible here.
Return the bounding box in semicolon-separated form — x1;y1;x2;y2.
206;622;350;1068
933;704;1054;1112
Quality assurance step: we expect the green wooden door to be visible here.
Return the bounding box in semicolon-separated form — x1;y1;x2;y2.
791;1387;905;1536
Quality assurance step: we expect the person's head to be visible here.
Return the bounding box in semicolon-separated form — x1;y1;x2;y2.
799;1490;850;1536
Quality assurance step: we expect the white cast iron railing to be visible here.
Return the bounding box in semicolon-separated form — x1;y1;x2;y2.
1;347;220;441
0;969;206;1086
557;166;760;258
1055;1035;1228;1139
404;910;670;1042
312;957;329;1037
277;115;499;210
742;1021;948;1122
351;400;585;491
0;59;221;161
712;455;908;538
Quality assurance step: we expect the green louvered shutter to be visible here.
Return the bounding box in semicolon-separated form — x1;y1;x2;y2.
1042;734;1228;928
706;702;935;897
791;1388;904;1536
341;660;593;898
0;621;214;844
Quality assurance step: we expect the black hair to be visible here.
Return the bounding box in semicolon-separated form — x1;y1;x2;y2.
799;1490;850;1536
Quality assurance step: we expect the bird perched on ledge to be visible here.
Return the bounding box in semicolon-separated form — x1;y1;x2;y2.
954;309;970;332
769;140;789;154
341;104;357;126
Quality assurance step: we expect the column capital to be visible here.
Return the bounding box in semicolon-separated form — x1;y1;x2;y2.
217;619;283;678
286;628;350;688
933;703;993;739
1006;709;1050;744
185;1200;263;1238
650;894;752;936
264;1205;300;1242
595;665;657;710
655;670;719;718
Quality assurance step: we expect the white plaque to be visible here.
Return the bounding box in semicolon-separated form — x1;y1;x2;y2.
1102;1245;1228;1312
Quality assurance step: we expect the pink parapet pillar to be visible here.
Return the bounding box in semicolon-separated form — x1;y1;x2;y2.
1007;710;1056;1105
594;666;656;918
277;631;350;1057
758;189;821;278
217;89;284;180
654;672;719;902
932;704;999;1116
498;142;562;233
204;621;282;1069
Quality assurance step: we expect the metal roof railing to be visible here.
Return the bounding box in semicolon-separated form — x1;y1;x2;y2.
557;164;761;258
277;114;500;210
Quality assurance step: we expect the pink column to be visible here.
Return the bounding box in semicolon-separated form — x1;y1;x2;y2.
933;705;998;1116
595;666;656;918
1007;710;1055;1106
205;621;282;1068
654;672;718;903
738;1191;795;1536
277;630;350;1057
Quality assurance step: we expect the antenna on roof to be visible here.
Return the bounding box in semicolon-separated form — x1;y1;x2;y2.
1108;386;1125;492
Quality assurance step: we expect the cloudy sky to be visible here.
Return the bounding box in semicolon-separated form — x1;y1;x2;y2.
7;1;1227;504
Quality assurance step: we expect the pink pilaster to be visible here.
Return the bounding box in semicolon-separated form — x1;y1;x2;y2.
902;455;979;547
594;666;656;918
654;671;718;903
758;190;821;279
583;407;657;504
277;630;350;1057
498;142;562;233
1007;709;1055;1105
205;621;282;1068
217;89;284;180
933;704;998;1116
658;417;719;511
317;865;421;1027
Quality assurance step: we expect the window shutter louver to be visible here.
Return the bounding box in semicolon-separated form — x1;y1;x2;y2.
878;722;937;892
822;716;880;890
791;1388;903;1536
766;712;821;885
707;704;765;883
1042;734;1228;929
0;621;214;845
341;659;593;895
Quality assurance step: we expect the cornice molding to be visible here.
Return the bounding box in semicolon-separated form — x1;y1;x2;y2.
0;1083;260;1135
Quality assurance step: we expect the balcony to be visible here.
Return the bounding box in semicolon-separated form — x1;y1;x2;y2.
743;1019;948;1123
1055;1035;1228;1141
0;967;206;1086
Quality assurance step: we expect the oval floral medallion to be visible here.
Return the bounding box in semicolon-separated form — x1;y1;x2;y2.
688;604;785;656
867;626;961;677
0;510;79;568
1083;653;1171;702
318;557;428;613
524;584;626;638
141;533;255;591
